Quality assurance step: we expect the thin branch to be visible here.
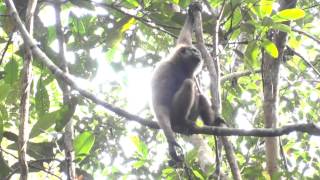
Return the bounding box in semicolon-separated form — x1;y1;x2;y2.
53;2;76;179
0;31;14;65
287;46;320;77
292;29;320;45
220;69;261;83
93;2;178;38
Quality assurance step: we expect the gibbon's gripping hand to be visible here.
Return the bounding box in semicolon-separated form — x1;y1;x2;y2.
187;1;202;25
188;1;202;15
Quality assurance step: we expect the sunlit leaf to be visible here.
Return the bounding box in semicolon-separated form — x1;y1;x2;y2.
259;0;274;17
133;160;145;169
272;8;305;22
120;18;136;33
169;0;178;4
131;136;148;158
193;169;204;180
74;131;95;161
245;41;260;68
123;0;139;7
262;39;278;58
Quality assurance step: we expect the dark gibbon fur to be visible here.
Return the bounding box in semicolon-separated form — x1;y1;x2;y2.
150;3;217;161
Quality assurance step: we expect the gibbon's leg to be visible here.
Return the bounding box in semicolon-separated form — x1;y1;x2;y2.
198;94;216;126
170;79;196;134
198;94;226;126
154;105;183;161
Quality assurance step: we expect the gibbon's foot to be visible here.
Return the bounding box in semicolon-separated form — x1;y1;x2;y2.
214;116;227;126
169;141;184;163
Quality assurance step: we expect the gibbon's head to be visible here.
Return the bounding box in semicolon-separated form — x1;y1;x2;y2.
171;44;203;74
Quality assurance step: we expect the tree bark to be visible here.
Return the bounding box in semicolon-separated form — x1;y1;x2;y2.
16;0;38;179
53;2;77;179
262;0;297;178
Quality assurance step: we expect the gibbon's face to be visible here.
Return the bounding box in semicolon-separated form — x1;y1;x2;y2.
179;46;202;71
178;46;201;63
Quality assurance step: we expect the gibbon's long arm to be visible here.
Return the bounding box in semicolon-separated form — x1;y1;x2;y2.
176;14;193;46
176;2;202;46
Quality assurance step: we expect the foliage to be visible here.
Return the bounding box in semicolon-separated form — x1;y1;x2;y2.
0;0;319;179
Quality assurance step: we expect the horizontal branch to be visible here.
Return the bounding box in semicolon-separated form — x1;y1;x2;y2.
193;123;320;137
6;0;320;138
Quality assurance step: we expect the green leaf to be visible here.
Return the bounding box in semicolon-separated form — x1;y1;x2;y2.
0;154;11;177
131;136;148;158
74;131;95;161
0;112;3;142
271;23;291;33
30;105;68;138
133;160;146;169
271;8;305;22
35;78;50;117
4;59;18;84
262;39;278;58
240;23;255;34
0;83;11;101
0;104;8;121
55;99;77;132
245;41;260;68
193;169;204;180
259;0;274;17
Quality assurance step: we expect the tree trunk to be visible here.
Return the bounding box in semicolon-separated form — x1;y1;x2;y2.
262;0;297;178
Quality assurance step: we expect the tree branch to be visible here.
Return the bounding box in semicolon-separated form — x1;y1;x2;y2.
191;2;242;180
292;28;320;45
287;46;320;77
220;69;261;83
5;0;320;143
193;123;320;136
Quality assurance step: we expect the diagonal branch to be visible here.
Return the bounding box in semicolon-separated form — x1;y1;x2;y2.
292;29;320;45
287;46;320;77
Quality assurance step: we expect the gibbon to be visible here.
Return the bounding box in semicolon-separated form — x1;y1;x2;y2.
150;2;218;161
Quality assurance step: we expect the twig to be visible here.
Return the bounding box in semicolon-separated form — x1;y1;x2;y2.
292;29;320;45
287;46;320;78
220;69;261;83
0;30;14;65
93;2;178;39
